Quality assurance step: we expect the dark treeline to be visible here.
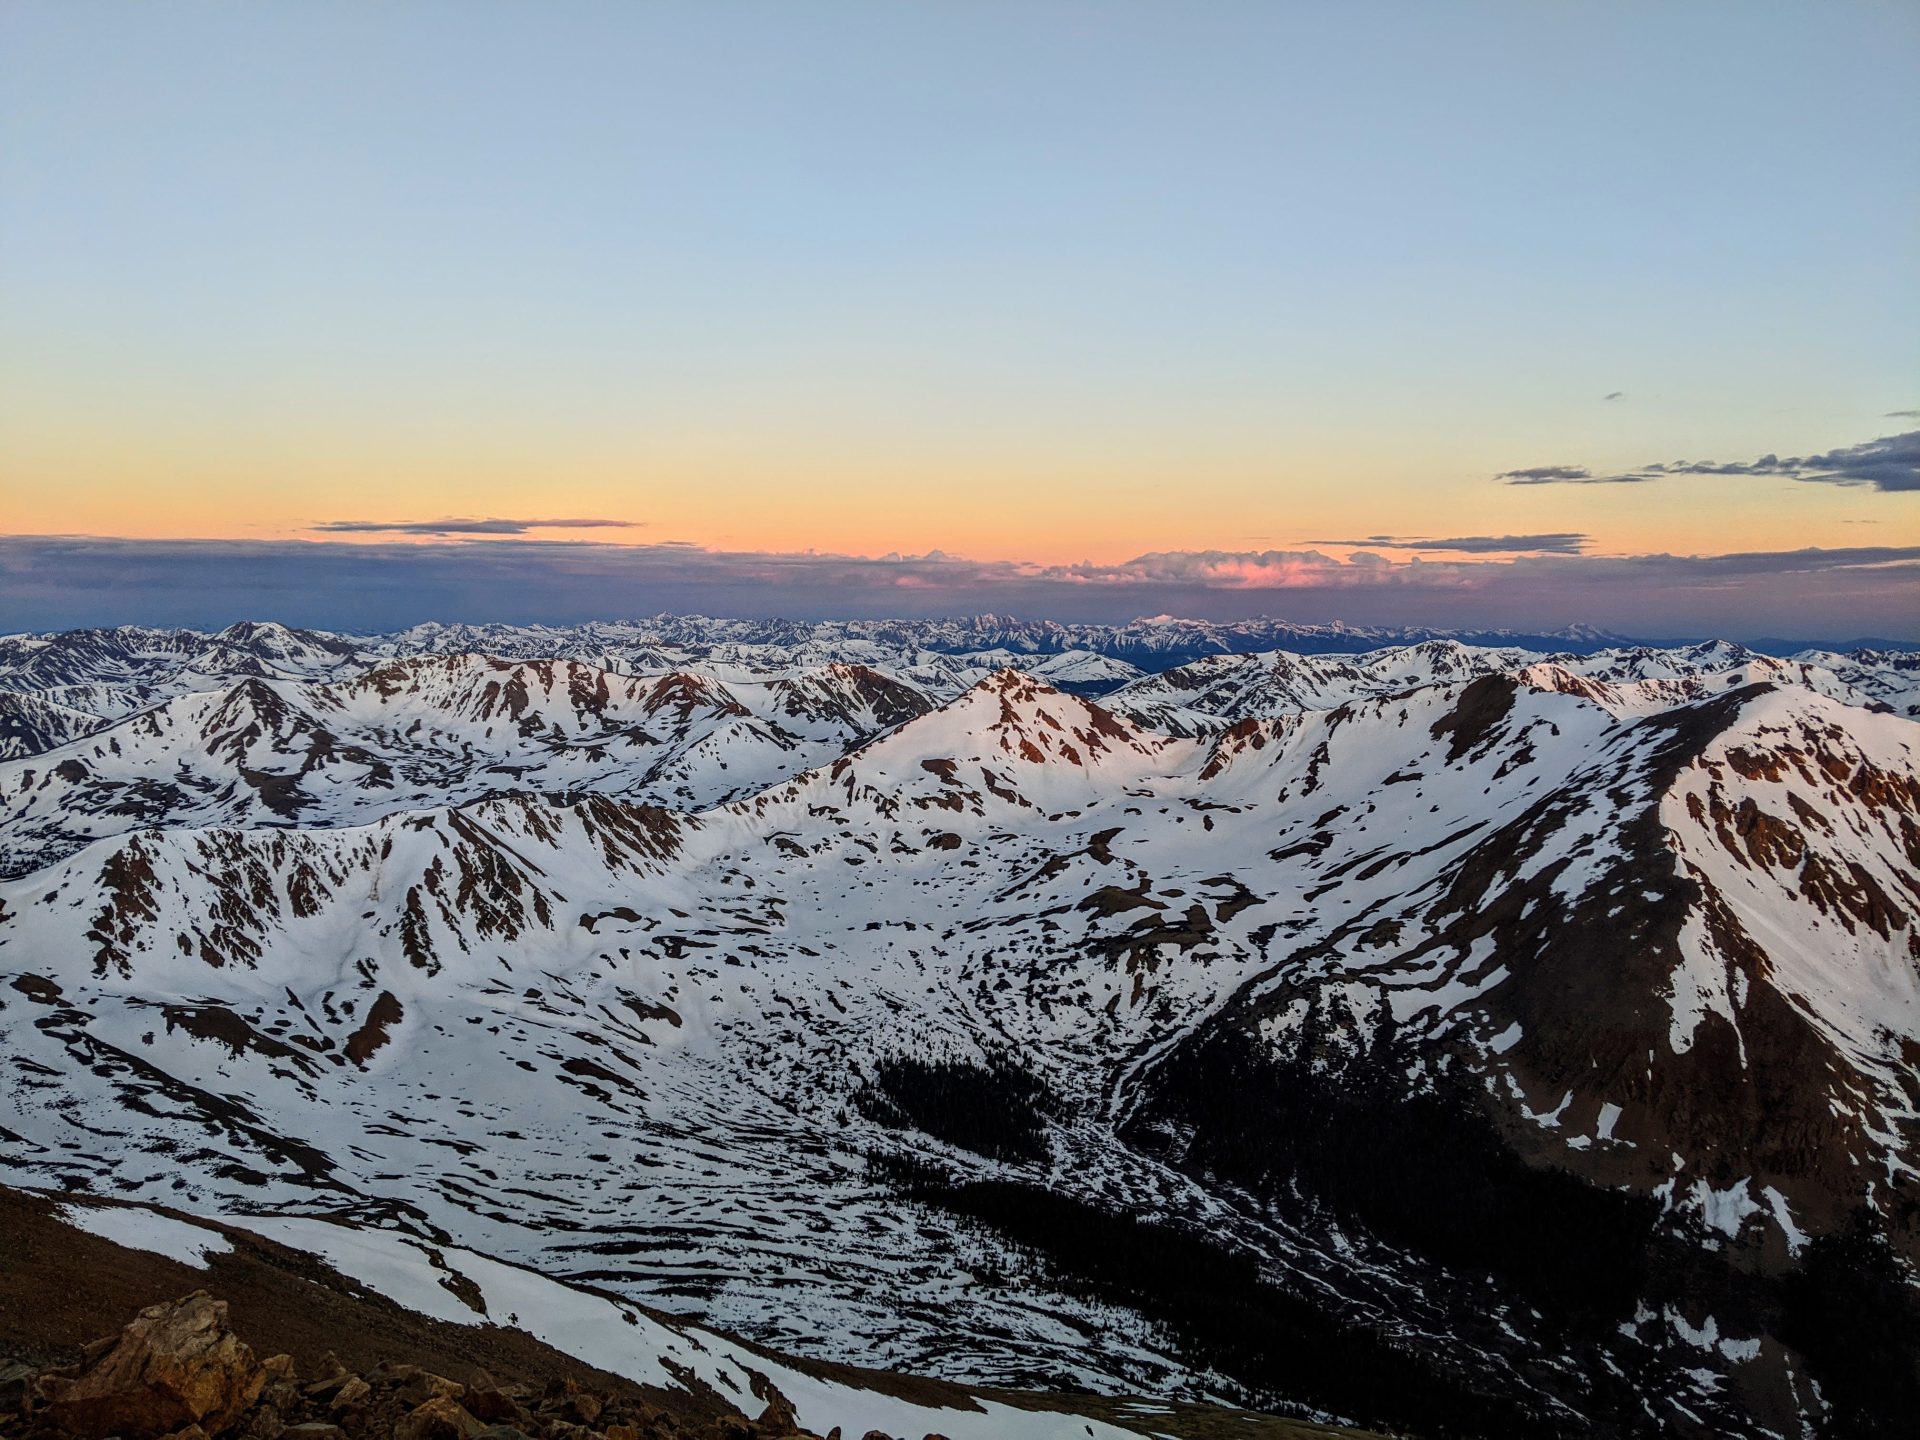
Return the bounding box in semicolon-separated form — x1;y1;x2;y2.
1124;1017;1920;1438
1124;1021;1659;1327
870;1151;1564;1439
854;1049;1054;1164
858;1020;1920;1437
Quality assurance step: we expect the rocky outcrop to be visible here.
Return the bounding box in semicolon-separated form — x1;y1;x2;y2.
40;1293;265;1439
0;1293;920;1440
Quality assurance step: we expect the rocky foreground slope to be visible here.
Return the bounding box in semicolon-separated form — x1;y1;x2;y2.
2;619;1918;1438
4;1187;1336;1440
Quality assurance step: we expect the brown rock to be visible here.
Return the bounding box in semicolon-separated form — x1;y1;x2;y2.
753;1390;800;1434
254;1361;299;1424
47;1291;266;1440
462;1388;525;1425
404;1375;467;1408
560;1390;603;1425
536;1379;604;1427
1;1360;35;1412
393;1396;484;1440
34;1372;75;1406
327;1378;371;1413
281;1425;346;1440
603;1425;640;1440
370;1363;466;1407
156;1426;211;1440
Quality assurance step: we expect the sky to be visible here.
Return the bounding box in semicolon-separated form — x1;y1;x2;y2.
1;2;1915;638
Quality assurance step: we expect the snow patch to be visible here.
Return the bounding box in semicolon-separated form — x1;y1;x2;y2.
57;1203;233;1268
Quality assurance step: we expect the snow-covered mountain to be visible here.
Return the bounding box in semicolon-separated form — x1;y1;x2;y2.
0;656;942;878
1;617;1916;1437
1106;638;1920;735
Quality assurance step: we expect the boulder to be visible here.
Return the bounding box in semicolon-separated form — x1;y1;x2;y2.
46;1292;265;1439
754;1392;799;1432
0;1360;34;1413
462;1387;526;1425
558;1390;602;1426
370;1363;466;1407
310;1353;348;1385
393;1395;485;1440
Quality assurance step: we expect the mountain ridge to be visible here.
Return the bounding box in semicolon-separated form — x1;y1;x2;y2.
2;620;1917;1436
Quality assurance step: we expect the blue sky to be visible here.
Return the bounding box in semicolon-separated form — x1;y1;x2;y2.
1;2;1915;635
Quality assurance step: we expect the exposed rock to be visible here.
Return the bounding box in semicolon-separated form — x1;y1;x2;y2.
0;1363;31;1413
393;1395;485;1440
753;1393;798;1432
556;1393;601;1426
463;1388;527;1425
46;1292;265;1439
372;1363;466;1408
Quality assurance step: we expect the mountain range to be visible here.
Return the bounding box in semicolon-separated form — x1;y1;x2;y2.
2;616;1917;1438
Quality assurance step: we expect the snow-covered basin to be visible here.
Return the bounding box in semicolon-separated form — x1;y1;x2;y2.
57;1203;1140;1440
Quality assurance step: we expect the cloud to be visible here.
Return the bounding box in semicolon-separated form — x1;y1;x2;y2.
1886;409;1918;419
1310;533;1590;555
1;535;1914;641
311;517;640;535
1603;391;1625;401
1499;429;1920;492
1492;464;1637;486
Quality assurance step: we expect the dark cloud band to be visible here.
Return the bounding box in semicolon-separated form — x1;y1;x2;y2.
1498;429;1920;492
1310;534;1590;555
1494;465;1617;486
311;517;640;535
0;535;1913;641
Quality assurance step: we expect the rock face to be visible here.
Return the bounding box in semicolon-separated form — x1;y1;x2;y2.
45;1292;264;1439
